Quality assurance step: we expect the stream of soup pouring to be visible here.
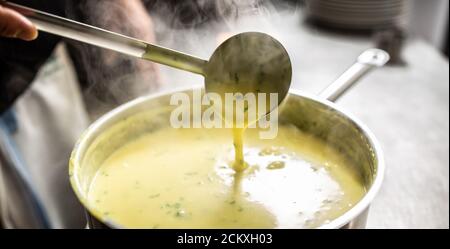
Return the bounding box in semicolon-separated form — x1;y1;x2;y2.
229;93;269;172
87;124;366;228
232;128;246;171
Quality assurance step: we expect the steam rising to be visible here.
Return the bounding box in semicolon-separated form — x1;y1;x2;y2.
63;0;299;119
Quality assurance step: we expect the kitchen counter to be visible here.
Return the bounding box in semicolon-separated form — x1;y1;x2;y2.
336;41;449;229
280;18;449;229
286;20;449;230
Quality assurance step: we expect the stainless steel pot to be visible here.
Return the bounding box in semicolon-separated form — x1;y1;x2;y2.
69;48;389;229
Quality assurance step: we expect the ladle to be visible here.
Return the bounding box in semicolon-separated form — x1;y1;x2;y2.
2;1;292;115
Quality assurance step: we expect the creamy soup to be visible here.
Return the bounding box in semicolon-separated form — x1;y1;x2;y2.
87;124;365;228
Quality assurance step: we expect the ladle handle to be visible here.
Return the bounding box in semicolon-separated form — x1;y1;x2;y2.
319;48;390;102
1;1;207;75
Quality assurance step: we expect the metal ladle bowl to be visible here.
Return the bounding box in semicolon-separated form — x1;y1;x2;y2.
205;32;292;110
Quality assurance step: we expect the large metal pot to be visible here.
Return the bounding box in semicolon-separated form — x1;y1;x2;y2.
69;49;389;229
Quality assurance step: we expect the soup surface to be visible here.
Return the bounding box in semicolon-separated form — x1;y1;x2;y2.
87;124;365;228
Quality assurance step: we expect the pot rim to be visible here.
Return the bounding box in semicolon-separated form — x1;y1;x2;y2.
69;85;385;229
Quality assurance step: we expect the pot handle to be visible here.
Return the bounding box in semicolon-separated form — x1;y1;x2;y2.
319;48;390;102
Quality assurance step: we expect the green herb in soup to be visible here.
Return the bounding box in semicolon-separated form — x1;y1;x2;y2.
87;125;365;228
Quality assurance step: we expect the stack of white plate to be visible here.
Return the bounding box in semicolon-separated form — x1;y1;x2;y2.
305;0;407;30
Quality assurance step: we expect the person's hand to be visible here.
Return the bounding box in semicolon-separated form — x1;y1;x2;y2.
0;5;37;40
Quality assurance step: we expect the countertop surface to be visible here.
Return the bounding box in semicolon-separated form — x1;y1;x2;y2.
160;10;449;228
283;19;449;229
